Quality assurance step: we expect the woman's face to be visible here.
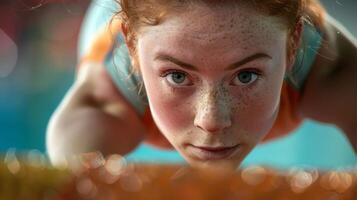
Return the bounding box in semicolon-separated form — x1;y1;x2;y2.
134;4;290;169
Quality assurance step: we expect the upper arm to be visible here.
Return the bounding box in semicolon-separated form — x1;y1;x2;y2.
47;62;148;164
76;62;173;149
50;60;143;130
75;61;135;116
298;14;357;148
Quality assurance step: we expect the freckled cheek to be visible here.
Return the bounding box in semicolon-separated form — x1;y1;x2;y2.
145;80;194;134
231;87;280;135
137;58;192;135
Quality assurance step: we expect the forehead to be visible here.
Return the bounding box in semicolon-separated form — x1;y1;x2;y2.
137;4;287;63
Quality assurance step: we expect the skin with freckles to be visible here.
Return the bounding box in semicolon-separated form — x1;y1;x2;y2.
129;4;294;169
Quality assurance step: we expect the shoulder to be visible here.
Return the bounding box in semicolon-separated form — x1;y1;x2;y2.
297;14;357;152
264;15;357;141
78;0;120;57
298;14;357;128
285;20;324;91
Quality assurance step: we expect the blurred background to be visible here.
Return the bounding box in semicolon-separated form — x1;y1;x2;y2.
0;0;356;170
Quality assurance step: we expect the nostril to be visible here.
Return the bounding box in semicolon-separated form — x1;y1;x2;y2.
196;124;221;133
194;100;232;134
194;116;231;134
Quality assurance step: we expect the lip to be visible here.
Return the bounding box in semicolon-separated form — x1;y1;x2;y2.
187;144;240;161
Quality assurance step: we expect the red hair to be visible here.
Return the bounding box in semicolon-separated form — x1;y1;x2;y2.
115;0;326;72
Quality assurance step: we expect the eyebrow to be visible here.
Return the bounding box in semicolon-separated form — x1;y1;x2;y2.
154;52;272;71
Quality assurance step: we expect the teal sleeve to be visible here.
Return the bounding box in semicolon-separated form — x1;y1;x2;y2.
78;0;148;116
285;22;323;90
104;36;148;116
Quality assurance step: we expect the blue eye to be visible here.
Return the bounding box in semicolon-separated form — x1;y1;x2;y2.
166;71;191;86
233;71;259;85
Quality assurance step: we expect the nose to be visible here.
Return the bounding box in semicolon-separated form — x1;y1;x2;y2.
194;90;232;134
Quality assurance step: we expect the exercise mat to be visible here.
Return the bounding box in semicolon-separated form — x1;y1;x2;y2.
0;151;356;200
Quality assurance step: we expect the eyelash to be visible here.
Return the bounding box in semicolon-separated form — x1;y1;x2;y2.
160;69;192;86
159;68;263;87
231;69;262;86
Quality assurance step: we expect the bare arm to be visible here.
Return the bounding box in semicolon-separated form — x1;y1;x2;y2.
46;61;146;166
299;15;357;152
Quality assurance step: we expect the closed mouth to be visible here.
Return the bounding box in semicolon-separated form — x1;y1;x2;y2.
187;144;240;161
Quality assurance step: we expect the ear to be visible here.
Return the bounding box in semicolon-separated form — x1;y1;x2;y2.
286;18;304;72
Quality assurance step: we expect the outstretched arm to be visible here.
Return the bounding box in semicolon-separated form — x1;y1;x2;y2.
299;14;357;152
46;61;147;166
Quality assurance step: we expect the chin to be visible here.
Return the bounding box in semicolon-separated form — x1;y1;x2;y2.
191;159;240;171
182;154;243;171
177;142;251;170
